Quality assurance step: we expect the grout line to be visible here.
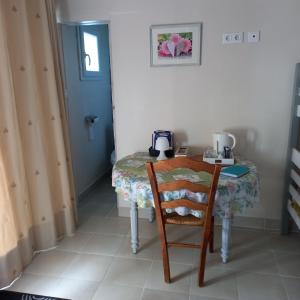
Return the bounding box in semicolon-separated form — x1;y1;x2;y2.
105;204;117;218
279;272;291;300
234;270;240;300
89;278;103;300
271;249;280;275
99;253;115;283
83;231;127;238
278;274;300;279
280;277;291;300
140;260;154;300
272;249;291;300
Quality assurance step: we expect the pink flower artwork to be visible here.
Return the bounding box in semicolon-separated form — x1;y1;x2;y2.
157;32;192;58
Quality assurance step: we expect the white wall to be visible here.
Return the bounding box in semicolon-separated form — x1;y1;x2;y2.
56;0;300;220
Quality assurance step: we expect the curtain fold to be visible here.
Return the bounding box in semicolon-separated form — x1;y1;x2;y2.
0;0;76;287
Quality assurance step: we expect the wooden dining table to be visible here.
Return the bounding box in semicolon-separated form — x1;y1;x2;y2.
112;152;260;263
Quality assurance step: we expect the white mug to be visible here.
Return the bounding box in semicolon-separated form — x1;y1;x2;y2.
213;132;236;154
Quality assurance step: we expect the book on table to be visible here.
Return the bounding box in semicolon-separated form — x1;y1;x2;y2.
221;165;250;178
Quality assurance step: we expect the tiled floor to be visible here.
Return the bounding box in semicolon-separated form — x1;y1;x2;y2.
9;176;300;300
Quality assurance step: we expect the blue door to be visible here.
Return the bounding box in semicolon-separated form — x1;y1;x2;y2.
60;24;114;198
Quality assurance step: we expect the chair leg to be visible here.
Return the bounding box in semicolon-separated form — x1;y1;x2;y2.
161;242;171;283
198;241;208;287
209;216;214;253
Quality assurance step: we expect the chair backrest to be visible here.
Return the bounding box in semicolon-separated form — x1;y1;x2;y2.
146;157;221;225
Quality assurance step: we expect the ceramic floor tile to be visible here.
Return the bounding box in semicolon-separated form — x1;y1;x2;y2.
57;231;93;252
85;190;114;202
104;257;152;287
145;260;192;294
91;217;130;235
92;281;143;300
78;216;105;233
82;233;124;256
220;249;278;275
236;272;288;300
165;224;203;244
106;206;119;218
97;191;117;203
282;276;300;300
142;288;189;300
53;278;99;300
77;211;92;225
189;296;230;300
116;237;159;260
134;219;160;239
8;273;60;296
274;251;300;277
80;176;115;202
17;175;300;300
190;267;238;300
85;196;115;206
194;251;226;270
230;229;274;252
79;202;115;218
165;225;222;246
268;233;300;253
24;250;77;276
61;253;112;282
155;246;197;265
211;226;223;249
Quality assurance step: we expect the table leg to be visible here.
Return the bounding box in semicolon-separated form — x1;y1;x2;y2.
130;201;139;254
221;217;232;263
148;207;155;223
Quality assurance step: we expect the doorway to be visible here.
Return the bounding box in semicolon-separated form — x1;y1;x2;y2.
59;23;115;218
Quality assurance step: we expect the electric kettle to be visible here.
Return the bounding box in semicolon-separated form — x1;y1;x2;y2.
213;132;236;155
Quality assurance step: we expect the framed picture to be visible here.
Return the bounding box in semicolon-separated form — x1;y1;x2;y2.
150;23;202;67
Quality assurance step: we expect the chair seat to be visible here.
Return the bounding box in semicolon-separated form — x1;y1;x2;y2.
164;212;204;226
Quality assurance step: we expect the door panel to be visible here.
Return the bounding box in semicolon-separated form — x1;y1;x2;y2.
60;24;114;197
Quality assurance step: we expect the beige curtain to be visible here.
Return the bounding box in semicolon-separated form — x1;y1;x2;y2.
0;0;76;287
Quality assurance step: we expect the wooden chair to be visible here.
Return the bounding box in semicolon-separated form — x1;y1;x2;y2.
146;157;221;287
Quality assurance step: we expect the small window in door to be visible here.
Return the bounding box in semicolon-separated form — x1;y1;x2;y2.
78;26;101;80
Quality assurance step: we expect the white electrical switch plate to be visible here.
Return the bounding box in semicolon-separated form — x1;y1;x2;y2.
247;31;260;43
222;32;243;44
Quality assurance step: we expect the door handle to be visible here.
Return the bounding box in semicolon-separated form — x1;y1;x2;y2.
84;52;91;66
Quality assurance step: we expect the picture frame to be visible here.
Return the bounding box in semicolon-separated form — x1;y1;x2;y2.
150;23;202;67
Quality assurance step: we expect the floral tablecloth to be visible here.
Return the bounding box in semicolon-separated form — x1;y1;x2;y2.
112;152;260;218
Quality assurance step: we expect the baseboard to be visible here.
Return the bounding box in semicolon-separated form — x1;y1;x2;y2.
78;168;111;202
117;206;283;232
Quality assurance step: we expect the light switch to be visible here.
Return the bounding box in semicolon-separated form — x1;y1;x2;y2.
247;31;260;43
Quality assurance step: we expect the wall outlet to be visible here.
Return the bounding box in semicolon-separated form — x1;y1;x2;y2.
247;31;260;43
231;32;243;43
222;33;232;44
222;32;243;44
